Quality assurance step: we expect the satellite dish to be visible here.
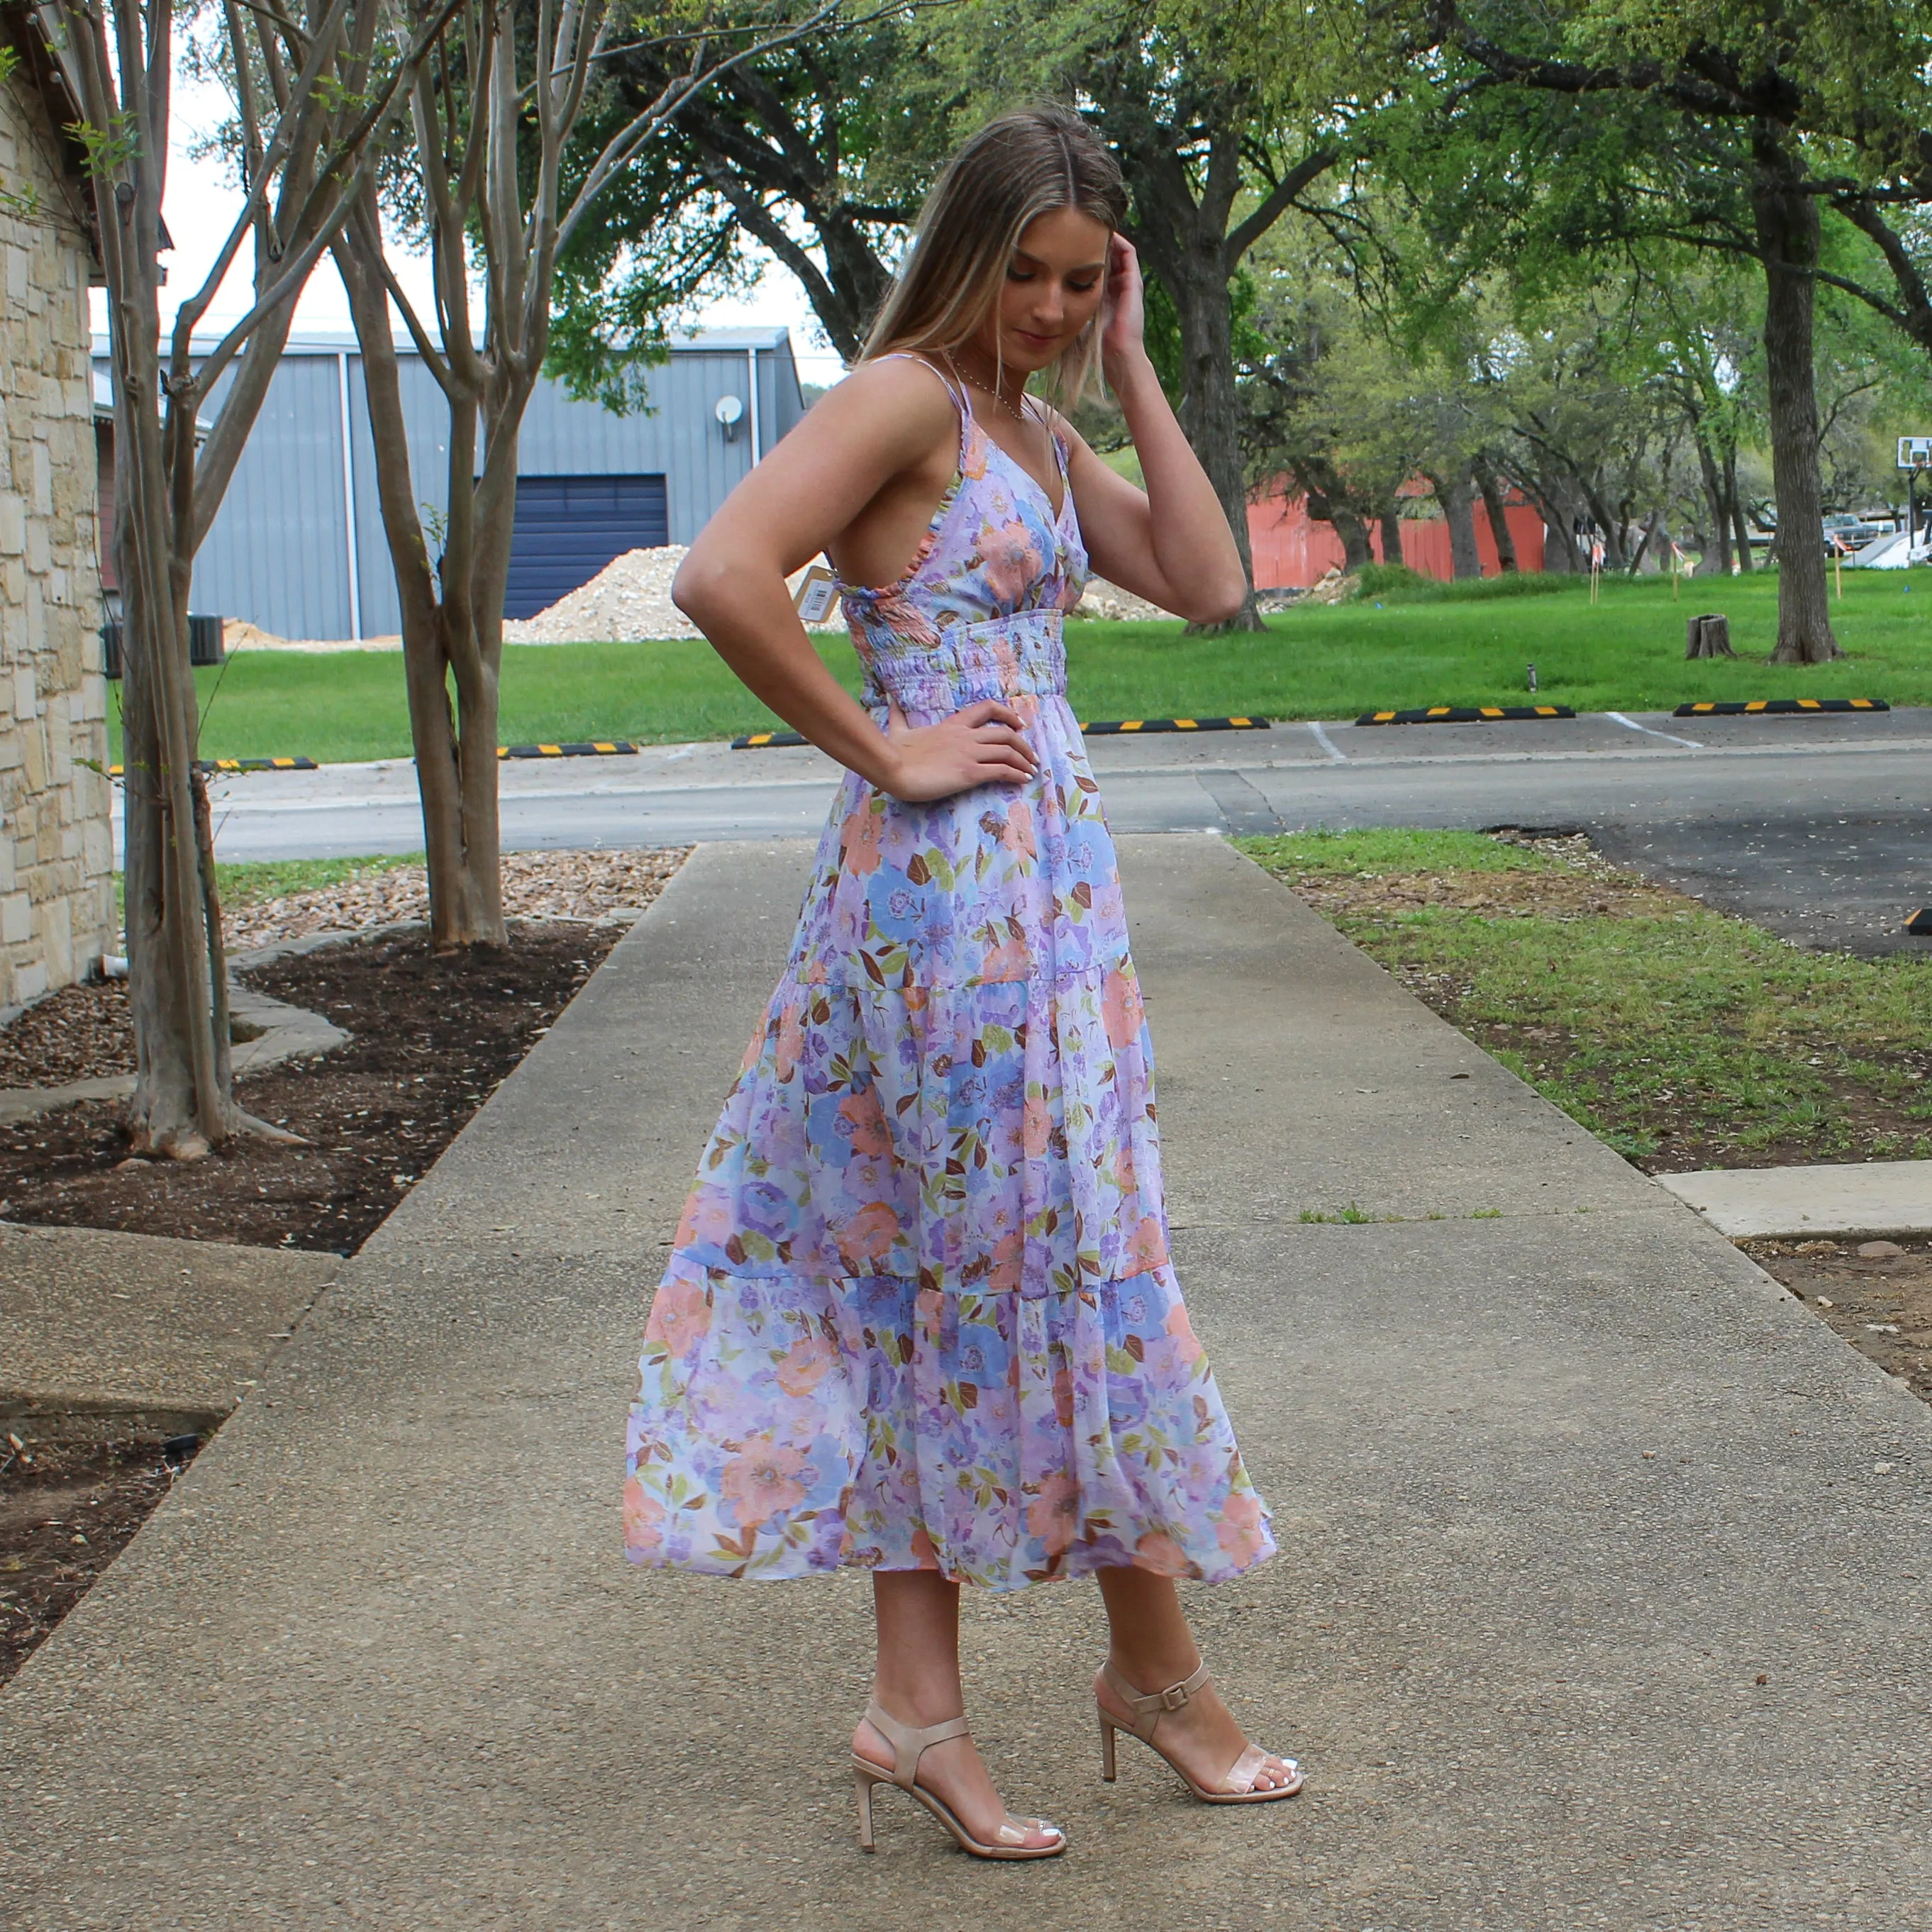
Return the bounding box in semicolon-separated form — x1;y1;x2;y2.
715;393;745;439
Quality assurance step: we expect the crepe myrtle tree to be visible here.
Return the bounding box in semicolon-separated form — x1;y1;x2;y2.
38;0;457;1157
331;0;844;950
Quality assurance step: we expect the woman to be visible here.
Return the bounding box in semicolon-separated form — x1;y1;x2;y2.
626;104;1300;1860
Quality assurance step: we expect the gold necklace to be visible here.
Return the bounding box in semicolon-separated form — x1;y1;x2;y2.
950;357;1033;427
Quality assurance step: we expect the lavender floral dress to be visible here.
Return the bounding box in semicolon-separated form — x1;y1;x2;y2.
625;360;1275;1591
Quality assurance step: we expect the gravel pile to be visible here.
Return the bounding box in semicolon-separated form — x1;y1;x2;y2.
503;546;699;643
223;848;690;955
1075;577;1174;621
499;543;1181;640
1300;567;1357;605
502;548;849;643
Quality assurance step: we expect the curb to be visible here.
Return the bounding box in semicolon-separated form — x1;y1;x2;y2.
498;741;638;759
1672;699;1889;718
0;982;350;1128
107;757;318;777
1356;705;1577;726
1082;716;1267;735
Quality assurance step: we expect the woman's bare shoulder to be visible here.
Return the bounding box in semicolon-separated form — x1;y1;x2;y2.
813;355;959;435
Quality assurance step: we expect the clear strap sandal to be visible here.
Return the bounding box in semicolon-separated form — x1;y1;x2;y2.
1097;1658;1304;1803
852;1700;1067;1859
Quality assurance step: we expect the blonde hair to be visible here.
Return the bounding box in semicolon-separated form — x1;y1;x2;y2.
862;104;1128;408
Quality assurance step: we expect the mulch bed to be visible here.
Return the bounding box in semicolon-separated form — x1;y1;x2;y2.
1744;1236;1932;1409
0;1433;200;1689
0;916;636;1686
0;923;621;1253
0;979;135;1089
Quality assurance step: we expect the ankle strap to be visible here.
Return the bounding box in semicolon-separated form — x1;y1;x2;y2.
864;1700;972;1791
1101;1658;1212;1743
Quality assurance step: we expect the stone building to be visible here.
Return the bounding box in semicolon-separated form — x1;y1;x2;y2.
0;17;111;1013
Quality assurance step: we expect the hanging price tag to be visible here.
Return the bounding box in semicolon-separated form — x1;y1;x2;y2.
794;562;838;623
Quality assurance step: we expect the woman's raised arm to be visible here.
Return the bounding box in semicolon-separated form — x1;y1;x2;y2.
672;358;1038;801
1060;235;1248;626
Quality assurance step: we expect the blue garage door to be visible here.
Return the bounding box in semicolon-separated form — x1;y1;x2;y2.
504;473;669;618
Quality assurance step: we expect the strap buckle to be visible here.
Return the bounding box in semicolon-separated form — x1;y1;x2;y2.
1159;1682;1193;1711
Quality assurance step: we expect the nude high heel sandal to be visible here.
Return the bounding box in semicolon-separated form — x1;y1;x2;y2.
1097;1658;1305;1804
852;1702;1067;1860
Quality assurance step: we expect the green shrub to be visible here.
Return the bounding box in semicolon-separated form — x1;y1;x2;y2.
1353;562;1436;600
1353;560;1580;605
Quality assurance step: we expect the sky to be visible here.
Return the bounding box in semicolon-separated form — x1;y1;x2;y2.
96;70;851;391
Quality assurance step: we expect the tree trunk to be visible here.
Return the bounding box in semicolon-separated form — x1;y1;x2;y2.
1519;471;1582;572
1306;490;1372;572
334;205;507;948
1752;126;1840;661
105;242;230;1157
1693;435;1736;575
1377;501;1406;568
1160;260;1263;630
1428;468;1482;579
1726;450;1755;574
1472;464;1519;572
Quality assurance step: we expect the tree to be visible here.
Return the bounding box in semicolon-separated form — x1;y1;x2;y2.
549;10;943;398
45;0;453;1156
1397;0;1862;655
332;0;836;949
556;1;1354;630
1075;26;1339;628
1238;223;1440;572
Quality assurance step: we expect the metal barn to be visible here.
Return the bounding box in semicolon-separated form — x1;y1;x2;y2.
91;327;804;641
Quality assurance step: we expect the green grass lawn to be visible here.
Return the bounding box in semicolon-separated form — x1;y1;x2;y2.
151;567;1932;765
1238;828;1932;1176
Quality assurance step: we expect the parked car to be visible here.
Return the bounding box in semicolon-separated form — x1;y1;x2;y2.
1823;513;1887;550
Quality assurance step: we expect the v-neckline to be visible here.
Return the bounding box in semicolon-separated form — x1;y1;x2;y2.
981;422;1068;527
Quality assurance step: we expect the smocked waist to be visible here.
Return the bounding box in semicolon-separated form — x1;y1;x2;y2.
855;609;1067;712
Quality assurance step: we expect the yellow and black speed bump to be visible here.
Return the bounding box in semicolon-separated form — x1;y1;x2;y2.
733;716;1269;749
1081;716;1267;735
107;756;318;777
1672;698;1889;718
1355;704;1576;726
497;740;638;759
1907;909;1932;937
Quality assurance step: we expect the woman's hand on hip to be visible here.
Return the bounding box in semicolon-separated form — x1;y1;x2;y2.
880;697;1038;802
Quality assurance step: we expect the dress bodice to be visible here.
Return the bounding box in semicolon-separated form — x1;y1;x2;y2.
834;359;1089;717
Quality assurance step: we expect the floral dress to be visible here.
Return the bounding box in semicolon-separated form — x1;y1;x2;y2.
625;359;1275;1592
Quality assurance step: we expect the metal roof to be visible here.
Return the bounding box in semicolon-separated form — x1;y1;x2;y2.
90;326;795;358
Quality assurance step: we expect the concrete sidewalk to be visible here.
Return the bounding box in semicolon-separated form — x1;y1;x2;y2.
0;1223;339;1439
2;839;1928;1928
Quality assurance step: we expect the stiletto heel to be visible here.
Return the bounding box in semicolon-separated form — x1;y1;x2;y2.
850;1701;1066;1860
1093;1658;1304;1804
854;1767;877;1852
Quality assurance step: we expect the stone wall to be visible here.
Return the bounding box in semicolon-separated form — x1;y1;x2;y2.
0;70;110;1012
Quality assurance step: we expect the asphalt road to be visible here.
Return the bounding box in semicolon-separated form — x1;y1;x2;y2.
182;704;1932;953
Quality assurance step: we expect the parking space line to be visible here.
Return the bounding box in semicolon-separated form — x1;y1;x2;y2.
1607;711;1704;750
1306;720;1349;763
